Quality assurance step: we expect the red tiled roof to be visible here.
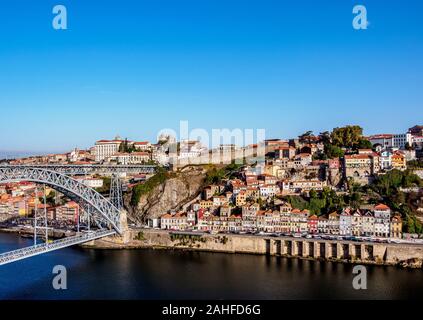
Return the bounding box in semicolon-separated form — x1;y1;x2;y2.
374;204;390;210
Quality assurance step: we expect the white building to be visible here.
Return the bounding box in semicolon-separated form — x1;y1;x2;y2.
393;133;413;149
374;204;391;238
380;150;392;170
259;185;279;198
109;152;150;165
94;139;123;162
368;134;394;149
74;177;104;189
362;211;375;237
339;209;352;236
134;141;152;151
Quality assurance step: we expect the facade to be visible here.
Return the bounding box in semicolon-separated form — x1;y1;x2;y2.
339;209;352;236
362;211;375;237
343;150;380;184
56;201;79;223
307;215;318;234
390;215;403;239
94;139;123;162
409;125;423;137
368;134;394;149
318;216;329;234
393;133;413;149
351;210;363;236
160;202;399;239
290;209;309;233
374;204;391;238
328;212;340;235
160;212;188;231
110;152;150;165
391;152;407;170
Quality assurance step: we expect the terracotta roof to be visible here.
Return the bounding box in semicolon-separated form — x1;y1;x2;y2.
374;203;390;211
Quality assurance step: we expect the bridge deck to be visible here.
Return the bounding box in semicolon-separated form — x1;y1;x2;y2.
0;229;116;266
0;164;156;175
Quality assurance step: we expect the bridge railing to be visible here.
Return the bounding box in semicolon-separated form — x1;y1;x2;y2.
0;229;116;266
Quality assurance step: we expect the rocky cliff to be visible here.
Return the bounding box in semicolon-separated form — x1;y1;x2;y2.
125;166;207;223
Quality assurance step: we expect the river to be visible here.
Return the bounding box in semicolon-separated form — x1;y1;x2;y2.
0;232;422;300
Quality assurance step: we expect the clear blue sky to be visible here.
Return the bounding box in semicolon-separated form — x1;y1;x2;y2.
0;0;422;152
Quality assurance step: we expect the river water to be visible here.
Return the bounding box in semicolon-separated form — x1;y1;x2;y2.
0;232;422;300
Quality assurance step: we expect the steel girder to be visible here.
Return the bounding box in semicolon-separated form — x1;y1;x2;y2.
0;166;122;234
0;164;156;175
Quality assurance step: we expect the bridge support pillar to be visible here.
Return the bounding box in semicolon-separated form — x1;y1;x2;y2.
119;210;131;244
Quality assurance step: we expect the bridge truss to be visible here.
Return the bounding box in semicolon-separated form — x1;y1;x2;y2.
0;166;122;233
0;164;156;175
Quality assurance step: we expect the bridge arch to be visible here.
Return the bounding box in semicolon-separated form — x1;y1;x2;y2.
0;166;122;234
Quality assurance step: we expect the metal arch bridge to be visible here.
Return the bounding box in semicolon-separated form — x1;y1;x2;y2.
0;164;157;175
0;166;125;266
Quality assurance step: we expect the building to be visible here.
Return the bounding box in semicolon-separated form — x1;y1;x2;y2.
373;204;391;238
339;208;352;236
285;180;327;193
362;211;375;237
290;209;309;233
294;153;313;167
412;136;423;149
213;195;227;207
133;141;152;151
379;150;393;170
236;191;247;206
275;146;296;160
160;212;188;230
74;177;104;189
409;125;423;137
351;210;363;236
307;215;318;234
56;201;80;223
391;152;407;170
94;139;123;162
343;150;380;184
368;134;394;149
393;133;413;149
109;152;150;165
328;212;340;235
259;185;279;198
390;215;402;239
318;216;329;234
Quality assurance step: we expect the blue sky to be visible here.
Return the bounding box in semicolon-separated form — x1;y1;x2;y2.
0;0;422;152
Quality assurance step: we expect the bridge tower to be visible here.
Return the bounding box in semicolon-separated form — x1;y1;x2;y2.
109;174;130;244
109;174;123;210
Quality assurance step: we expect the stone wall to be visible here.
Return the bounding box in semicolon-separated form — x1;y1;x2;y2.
125;229;423;268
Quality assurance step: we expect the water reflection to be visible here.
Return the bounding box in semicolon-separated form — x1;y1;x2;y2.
1;233;423;300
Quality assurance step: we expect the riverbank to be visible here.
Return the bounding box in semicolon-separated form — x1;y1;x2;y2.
2;225;423;269
0;226;73;239
82;228;423;269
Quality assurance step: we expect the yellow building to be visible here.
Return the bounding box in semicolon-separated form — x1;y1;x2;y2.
390;215;402;239
391;152;407;170
199;200;214;209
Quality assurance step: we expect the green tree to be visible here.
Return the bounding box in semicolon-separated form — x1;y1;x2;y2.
331;125;364;149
